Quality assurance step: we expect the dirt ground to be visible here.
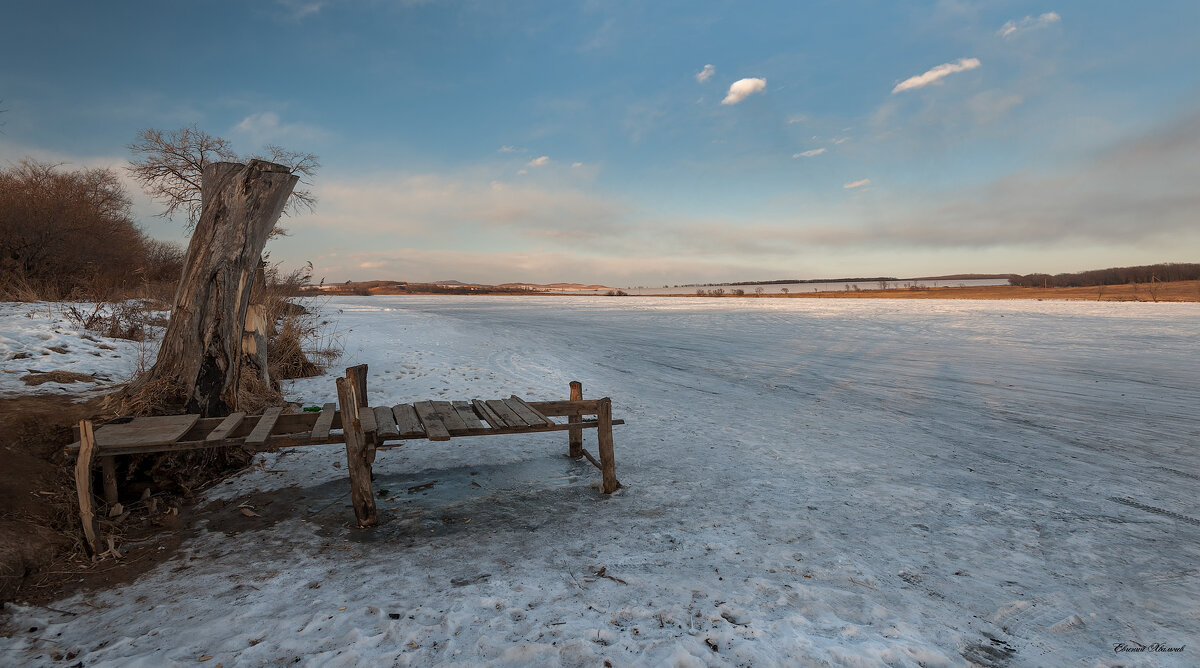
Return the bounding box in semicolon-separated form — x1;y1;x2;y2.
0;395;249;609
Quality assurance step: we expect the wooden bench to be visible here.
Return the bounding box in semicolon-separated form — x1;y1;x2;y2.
68;366;623;548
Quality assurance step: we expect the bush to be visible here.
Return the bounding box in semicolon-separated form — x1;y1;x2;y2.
0;160;183;301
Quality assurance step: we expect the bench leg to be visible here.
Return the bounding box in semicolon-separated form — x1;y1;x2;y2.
597;398;620;493
100;456;119;506
75;420;100;555
337;377;378;528
567;381;583;458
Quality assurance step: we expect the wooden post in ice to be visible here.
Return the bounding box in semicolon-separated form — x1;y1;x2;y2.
344;364;375;463
596;398;620;493
74;420;100;555
567;381;583;458
336;375;377;527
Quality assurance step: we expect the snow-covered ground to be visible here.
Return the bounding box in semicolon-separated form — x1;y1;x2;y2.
3;296;1198;666
0;302;154;397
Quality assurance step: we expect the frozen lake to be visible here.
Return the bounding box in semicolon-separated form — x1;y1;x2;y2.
3;296;1198;666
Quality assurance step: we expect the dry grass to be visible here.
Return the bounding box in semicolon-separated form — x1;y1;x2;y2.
21;371;98;386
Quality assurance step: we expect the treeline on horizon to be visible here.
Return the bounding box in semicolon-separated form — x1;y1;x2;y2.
1008;263;1200;288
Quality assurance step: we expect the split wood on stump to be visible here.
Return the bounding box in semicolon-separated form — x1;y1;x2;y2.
344;364;375;463
132;160;298;417
336;374;378;528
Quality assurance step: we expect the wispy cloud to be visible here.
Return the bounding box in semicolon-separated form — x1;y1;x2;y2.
793;148;826;158
498;145;519;153
722;78;767;105
998;12;1061;39
892;58;980;93
276;0;323;20
695;64;715;83
526;156;550;167
786;114;808;125
232;112;326;145
843;178;870;189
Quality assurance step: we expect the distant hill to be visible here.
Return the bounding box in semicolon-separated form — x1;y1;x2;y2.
907;273;1012;280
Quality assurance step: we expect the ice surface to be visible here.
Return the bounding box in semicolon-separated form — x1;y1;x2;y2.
2;296;1198;666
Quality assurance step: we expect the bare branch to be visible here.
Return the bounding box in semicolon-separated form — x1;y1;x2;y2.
127;126;320;229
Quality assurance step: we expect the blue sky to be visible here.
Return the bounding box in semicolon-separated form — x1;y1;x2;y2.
2;1;1198;286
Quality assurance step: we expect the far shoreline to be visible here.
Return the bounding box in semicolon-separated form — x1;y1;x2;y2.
308;279;1200;303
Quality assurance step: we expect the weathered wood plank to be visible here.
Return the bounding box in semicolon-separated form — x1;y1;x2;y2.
358;407;377;434
336;377;377;527
567;381;583;458
90;414;200;449
507;396;555;427
310;403;336;440
525;399;603;417
206;412;246;442
472;399;505;428
374;406;399;438
75;421;99;555
413;401;452;441
246;407;283;445
392;404;425;438
451;401;486;430
432;400;469;432
486;399;527;428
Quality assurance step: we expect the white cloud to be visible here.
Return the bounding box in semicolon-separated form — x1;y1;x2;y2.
843;179;871;189
572;162;584;168
998;12;1061;39
832;136;850;145
232;111;326;145
721;78;767;105
695;64;715;83
498;145;518;153
527;156;550;167
277;0;323;19
891;58;981;93
786;114;808;125
793;148;827;158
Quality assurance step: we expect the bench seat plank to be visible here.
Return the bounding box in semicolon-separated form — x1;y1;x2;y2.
413;401;452;441
206;412;246;442
374;406;399;438
358;406;377;434
246;407;283;445
392;404;426;438
504;397;554;427
485;399;527;428
451;401;486;430
472;400;505;428
310;403;337;439
432;400;469;432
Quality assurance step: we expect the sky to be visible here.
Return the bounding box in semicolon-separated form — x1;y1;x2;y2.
1;1;1198;286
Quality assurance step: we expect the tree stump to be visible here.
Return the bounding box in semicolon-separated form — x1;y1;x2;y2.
133;160;297;417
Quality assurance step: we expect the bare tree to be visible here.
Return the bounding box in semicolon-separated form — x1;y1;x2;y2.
127;124;319;228
780;287;789;295
754;286;764;296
